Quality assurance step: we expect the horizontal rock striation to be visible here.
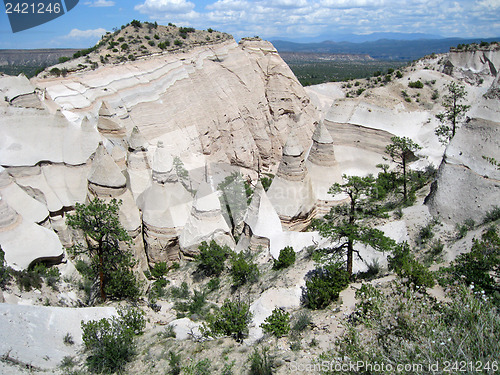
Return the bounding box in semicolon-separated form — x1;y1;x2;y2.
32;39;318;171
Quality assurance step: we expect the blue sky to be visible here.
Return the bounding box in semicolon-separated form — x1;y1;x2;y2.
1;0;499;49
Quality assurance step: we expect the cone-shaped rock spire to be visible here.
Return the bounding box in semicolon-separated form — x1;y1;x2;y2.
98;101;113;117
308;121;337;166
152;141;176;183
88;142;127;192
180;181;234;256
128;126;148;151
276;128;307;181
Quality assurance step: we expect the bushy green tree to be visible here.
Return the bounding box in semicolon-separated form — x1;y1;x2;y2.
385;136;422;203
67;198;140;302
260;308;290;337
441;227;499;303
230;251;259;287
81;307;145;373
203;298;252;343
272;246;296;270
303;262;350;309
0;246;11;289
388;242;435;288
435;81;470;144
315;175;396;276
195;240;230;277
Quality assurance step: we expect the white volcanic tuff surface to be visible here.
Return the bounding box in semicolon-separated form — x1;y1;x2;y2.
0;106;101;167
0;304;116;369
427;118;500;224
14;164;90;214
32;40;318;169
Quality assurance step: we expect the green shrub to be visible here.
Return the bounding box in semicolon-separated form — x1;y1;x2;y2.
230;251;259;287
81;307;144;373
168;351;181;375
130;19;142;28
183;358;211;375
174;39;183;46
58;56;70;63
417;222;434;245
121;43;129;50
203;298;252;343
272;246;296;270
388;243;435;288
455;219;475;239
50;67;61;77
408;80;424;88
150;262;169;278
261;308;290;337
396;71;403;78
158;41;170;50
248;347;273;375
170;281;190;299
321;281;500;374
0;247;11;289
260;173;274;191
63;333;74;346
196;240;230;277
440;227;499;304
174;289;209;320
59;355;76;369
483;206;500;224
302;262;349;310
205;277;220;292
292;311;311;332
148;40;155;46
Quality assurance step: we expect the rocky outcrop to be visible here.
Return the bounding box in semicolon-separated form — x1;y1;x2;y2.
444;47;500;81
267;130;316;231
88;142;127;197
239;181;283;251
179;181;235;257
306;121;343;214
426;118;500;225
86;142;147;269
32;39;318;171
137;151;193;266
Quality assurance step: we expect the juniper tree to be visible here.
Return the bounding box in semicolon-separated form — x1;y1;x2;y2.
435;81;470;144
66;198;140;302
385;136;422;203
315;175;396;276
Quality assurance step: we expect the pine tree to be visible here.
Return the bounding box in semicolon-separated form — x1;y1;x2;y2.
67;198;139;302
385;136;422;203
315;175;396;276
435;81;470;145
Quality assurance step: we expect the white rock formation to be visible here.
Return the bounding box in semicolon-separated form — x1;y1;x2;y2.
137;154;193;265
426;118;500;224
306;121;343;214
86;142;147;269
179;181;235;257
32;39;318;171
0;304;116;369
266;129;316;230
0;194;63;270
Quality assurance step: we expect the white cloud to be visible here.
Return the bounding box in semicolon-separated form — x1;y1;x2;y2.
135;0;196;14
269;0;309;9
63;28;107;39
320;0;385;8
84;0;115;6
475;0;500;9
206;0;249;11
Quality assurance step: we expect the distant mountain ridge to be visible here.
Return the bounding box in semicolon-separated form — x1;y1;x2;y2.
272;36;500;61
